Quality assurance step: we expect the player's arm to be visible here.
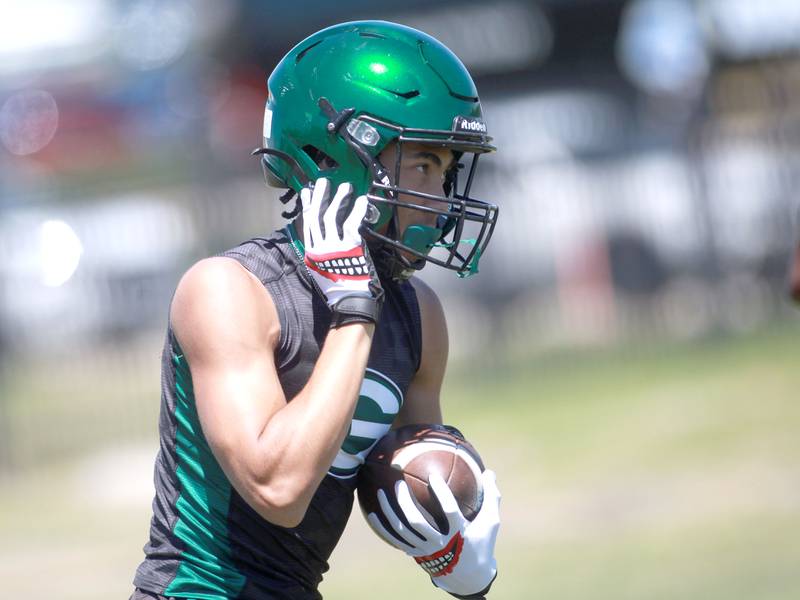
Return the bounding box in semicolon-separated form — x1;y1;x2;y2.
392;276;447;427
171;257;373;528
174;179;380;529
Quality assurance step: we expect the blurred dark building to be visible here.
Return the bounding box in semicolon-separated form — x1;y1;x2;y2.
0;0;798;354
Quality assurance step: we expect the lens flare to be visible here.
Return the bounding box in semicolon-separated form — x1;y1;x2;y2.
0;89;59;155
39;219;83;287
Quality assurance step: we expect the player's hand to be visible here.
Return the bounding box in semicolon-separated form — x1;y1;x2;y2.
300;177;383;326
366;469;501;598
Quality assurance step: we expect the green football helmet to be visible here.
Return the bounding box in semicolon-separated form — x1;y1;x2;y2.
254;20;498;281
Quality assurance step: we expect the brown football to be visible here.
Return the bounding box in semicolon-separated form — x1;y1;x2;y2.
357;424;484;538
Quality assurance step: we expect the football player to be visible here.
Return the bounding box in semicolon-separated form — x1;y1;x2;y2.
131;20;500;600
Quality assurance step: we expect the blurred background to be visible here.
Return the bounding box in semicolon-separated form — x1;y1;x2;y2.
1;0;799;598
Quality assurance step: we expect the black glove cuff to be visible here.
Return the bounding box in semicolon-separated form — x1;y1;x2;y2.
330;295;382;328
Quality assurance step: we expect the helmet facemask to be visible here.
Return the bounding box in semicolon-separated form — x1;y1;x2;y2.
338;112;499;281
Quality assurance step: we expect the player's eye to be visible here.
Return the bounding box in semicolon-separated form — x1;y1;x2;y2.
413;163;447;181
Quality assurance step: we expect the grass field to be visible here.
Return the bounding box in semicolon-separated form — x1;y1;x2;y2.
1;322;799;599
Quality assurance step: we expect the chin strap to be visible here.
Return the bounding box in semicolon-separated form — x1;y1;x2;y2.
367;238;422;282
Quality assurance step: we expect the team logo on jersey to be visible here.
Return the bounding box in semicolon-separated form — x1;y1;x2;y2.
328;368;403;479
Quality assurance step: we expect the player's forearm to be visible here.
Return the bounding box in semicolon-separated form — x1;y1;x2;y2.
250;323;374;525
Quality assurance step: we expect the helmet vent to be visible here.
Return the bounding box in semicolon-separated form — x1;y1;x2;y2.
450;91;479;103
383;88;420;100
359;32;387;39
296;40;323;63
302;145;339;170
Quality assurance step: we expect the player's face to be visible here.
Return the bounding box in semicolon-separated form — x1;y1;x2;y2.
377;140;455;241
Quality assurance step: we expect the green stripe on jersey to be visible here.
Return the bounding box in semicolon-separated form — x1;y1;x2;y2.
166;352;247;599
341;434;379;456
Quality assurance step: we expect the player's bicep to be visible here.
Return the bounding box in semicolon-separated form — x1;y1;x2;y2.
170;258;285;490
394;278;447;427
190;348;284;472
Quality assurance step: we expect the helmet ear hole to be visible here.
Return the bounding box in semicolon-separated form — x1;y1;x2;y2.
302;145;339;170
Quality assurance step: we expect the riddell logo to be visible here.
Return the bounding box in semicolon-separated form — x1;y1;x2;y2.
454;116;487;134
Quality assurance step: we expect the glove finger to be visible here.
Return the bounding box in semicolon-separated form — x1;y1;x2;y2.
482;469;502;504
429;471;466;535
300;187;314;246
377;487;425;548
472;469;501;529
485;469;500;489
366;511;416;554
323;182;351;242
395;480;439;540
304;178;328;245
342;195;369;243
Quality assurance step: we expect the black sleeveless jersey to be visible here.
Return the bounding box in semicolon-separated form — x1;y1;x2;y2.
133;226;422;599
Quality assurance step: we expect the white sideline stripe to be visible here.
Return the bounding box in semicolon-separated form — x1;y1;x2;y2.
392;440;457;468
393;442;483;483
360;378;400;414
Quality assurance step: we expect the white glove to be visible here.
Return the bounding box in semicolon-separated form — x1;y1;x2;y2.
300;178;383;326
366;469;501;598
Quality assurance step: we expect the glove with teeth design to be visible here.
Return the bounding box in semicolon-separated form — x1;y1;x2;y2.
300;177;383;327
366;470;501;599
